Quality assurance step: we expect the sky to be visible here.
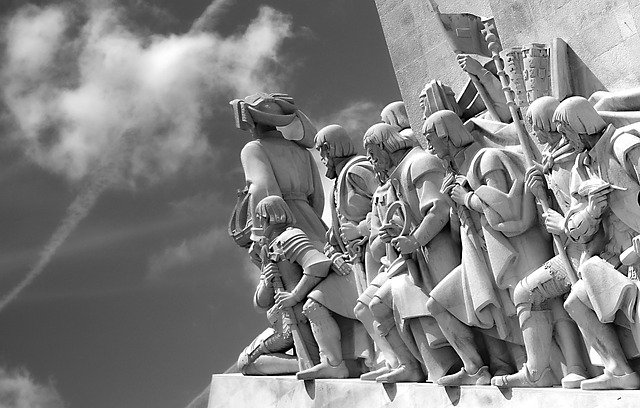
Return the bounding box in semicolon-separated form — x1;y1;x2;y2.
0;1;400;407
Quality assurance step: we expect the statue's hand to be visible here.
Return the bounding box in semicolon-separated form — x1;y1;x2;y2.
379;222;402;243
586;186;612;218
450;184;470;206
525;165;546;201
340;221;361;242
391;235;420;254
633;235;640;257
543;209;565;235
262;262;280;286
275;291;298;309
457;54;484;76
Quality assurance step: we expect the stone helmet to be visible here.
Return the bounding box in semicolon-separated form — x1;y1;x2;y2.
423;110;472;147
380;101;410;130
363;123;415;153
553;96;606;135
526;96;560;132
314;124;356;158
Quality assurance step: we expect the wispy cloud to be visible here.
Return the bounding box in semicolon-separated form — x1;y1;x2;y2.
1;1;293;185
317;100;381;149
0;1;292;311
0;366;64;408
146;226;260;286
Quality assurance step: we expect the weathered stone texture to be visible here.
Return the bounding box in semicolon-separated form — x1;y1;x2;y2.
208;374;640;408
373;0;640;138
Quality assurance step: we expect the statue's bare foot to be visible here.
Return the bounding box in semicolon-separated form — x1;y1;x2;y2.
361;365;393;381
437;366;491;386
561;366;588;389
580;370;640;390
296;360;348;380
491;364;555;387
376;364;425;383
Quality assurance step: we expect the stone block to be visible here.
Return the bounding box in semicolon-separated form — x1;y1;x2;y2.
208;374;640;408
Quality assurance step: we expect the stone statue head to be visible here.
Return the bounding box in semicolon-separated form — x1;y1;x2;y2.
422;110;472;163
553;96;606;151
252;195;296;240
526;96;561;146
314;124;356;179
381;101;411;130
419;80;461;120
363;123;414;178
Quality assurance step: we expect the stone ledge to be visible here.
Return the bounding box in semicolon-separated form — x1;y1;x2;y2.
207;374;640;408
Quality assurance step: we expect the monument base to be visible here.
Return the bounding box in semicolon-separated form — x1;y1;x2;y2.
207;374;640;408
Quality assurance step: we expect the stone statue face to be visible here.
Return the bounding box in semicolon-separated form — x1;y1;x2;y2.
531;125;561;146
318;143;337;179
424;129;449;161
366;144;392;177
556;121;586;151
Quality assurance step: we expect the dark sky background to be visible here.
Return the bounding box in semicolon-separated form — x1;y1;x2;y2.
0;1;401;407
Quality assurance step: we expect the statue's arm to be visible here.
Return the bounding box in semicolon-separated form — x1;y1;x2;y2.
241;142;282;217
412;172;450;246
308;150;325;218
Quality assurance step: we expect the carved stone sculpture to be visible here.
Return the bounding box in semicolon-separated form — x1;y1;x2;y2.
522;43;551;104
424;110;554;386
492;96;589;388
231;93;327;247
555;96;640;390
314;124;385;378
253;196;367;380
364;123;462;383
501;47;528;109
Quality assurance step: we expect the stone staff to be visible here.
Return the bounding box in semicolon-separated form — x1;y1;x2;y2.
480;20;578;284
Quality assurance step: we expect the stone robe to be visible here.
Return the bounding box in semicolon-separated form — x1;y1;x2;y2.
241;132;327;247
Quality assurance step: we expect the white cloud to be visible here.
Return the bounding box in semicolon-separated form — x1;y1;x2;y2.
317;100;381;149
146;226;260;286
0;2;293;186
0;1;292;312
0;366;64;408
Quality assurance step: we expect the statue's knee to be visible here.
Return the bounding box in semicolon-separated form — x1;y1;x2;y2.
369;297;391;320
354;301;368;320
513;280;534;307
563;282;586;317
302;298;328;321
426;297;444;316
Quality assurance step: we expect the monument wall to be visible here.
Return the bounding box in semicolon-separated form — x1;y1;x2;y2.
373;0;640;143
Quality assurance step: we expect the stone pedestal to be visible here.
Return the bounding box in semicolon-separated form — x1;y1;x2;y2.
208;374;640;408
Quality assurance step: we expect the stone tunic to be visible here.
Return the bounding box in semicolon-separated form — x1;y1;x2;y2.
241;132;327;247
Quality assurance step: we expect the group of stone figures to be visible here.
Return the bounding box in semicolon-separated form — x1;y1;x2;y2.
226;52;640;390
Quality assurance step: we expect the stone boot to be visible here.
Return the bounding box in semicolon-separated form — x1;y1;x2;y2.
296;356;349;380
580;370;640;390
437;366;491;386
492;363;555;387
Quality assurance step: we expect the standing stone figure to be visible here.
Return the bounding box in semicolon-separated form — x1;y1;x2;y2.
231;93;327;247
425;110;553;385
364;123;462;383
493;96;589;388
556;97;640;390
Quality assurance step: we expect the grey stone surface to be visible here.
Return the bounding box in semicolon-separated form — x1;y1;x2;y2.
373;0;640;144
208;374;640;408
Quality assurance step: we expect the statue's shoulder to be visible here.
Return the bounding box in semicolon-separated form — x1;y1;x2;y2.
273;227;313;261
345;156;375;181
407;148;444;182
612;126;640;165
240;140;265;159
471;147;518;178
